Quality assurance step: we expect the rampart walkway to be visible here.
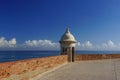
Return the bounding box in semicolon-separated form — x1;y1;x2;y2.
38;59;120;80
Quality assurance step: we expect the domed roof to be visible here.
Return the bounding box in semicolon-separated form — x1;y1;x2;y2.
60;28;76;42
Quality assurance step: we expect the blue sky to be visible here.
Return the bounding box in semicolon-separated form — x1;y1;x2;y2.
0;0;120;50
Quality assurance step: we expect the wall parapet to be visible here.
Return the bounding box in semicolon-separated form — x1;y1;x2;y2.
75;54;120;61
0;55;67;80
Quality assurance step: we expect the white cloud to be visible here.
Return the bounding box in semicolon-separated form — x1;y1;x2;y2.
9;38;16;45
75;41;93;50
1;37;120;50
21;40;120;50
82;41;93;48
76;40;120;50
0;37;16;48
102;40;116;48
93;40;120;50
75;41;81;46
24;39;59;50
107;40;116;47
75;41;81;50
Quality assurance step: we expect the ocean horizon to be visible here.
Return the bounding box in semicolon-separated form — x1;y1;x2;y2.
0;50;120;63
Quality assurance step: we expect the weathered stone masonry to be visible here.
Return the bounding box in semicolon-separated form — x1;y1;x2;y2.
0;55;67;80
76;54;120;61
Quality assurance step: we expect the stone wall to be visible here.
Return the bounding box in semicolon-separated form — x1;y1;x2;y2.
0;55;67;80
1;54;120;80
75;54;120;61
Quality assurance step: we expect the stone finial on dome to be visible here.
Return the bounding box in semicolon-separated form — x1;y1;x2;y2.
66;27;70;33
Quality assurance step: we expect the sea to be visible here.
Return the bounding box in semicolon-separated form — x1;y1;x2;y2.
0;50;120;63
